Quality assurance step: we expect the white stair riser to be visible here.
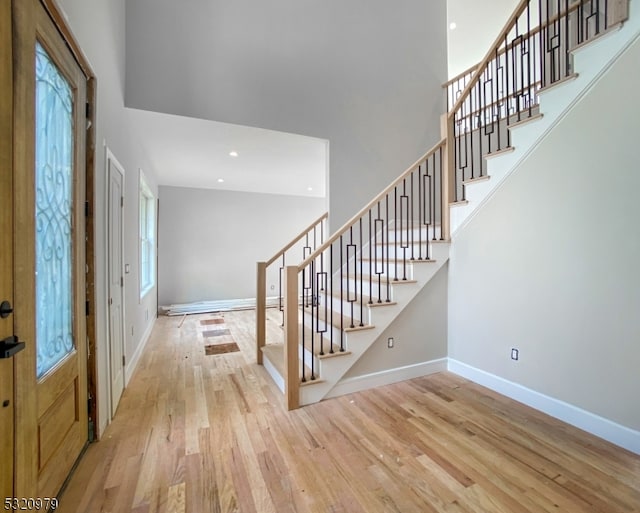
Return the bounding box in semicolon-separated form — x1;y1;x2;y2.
299;254;449;405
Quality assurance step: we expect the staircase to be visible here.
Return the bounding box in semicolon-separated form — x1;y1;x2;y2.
256;0;637;410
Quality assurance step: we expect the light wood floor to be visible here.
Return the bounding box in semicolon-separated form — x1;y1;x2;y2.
57;310;640;513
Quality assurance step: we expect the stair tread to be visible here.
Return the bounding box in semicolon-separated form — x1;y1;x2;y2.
299;303;376;332
359;257;437;263
462;175;490;185
485;146;515;159
508;112;543;129
319;288;399;307
298;323;352;358
344;274;418;284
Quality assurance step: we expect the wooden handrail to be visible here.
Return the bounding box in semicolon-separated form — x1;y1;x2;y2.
265;212;328;267
448;0;532;119
442;63;479;89
297;138;446;271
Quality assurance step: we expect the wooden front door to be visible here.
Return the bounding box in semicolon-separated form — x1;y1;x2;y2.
1;0;16;501
10;0;89;499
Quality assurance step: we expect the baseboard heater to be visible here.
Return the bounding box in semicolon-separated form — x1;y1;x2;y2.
160;297;281;316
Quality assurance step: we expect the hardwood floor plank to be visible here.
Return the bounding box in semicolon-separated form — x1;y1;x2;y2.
56;311;640;513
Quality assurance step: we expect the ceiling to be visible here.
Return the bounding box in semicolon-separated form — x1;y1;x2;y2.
127;108;327;198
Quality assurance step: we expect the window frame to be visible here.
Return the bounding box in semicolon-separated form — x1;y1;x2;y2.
139;169;155;300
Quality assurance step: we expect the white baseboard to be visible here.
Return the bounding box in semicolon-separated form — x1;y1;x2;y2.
326;358;448;399
448;359;640;455
125;316;156;384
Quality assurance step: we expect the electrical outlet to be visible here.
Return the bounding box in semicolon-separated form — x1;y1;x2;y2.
387;337;394;348
511;348;519;361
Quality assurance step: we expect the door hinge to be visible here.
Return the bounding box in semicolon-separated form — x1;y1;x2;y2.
121;196;124;208
85;201;89;217
85;300;90;316
86;102;91;119
122;355;126;367
120;276;124;287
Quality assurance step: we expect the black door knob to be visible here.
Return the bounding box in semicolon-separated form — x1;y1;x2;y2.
0;301;12;319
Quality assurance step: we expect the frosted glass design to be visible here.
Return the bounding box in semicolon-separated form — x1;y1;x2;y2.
35;42;75;378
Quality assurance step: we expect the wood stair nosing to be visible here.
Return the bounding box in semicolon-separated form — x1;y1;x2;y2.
297;322;352;359
317;288;399;309
342;273;418;285
299;302;375;334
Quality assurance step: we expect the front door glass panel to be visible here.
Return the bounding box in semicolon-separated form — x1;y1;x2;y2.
34;42;75;378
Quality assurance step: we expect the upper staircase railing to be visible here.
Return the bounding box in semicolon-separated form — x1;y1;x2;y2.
256;212;328;364
446;0;629;203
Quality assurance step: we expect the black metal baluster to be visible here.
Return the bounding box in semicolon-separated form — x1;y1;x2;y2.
539;0;546;87
454;111;461;202
393;187;399;281
439;145;445;241
476;78;485;178
316;266;327;358
417;164;423;259
505;32;512;149
375;204;384;303
527;3;533;117
368;210;373;303
301;268;307;383
411;170;415;261
339;235;345;351
359;218;364;326
401;180;409;281
279;254;285;326
330;244;334;354
310;260;316;380
385;195;391;302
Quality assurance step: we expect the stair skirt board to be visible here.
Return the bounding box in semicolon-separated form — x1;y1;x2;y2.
448;359;640;456
323;358;448;400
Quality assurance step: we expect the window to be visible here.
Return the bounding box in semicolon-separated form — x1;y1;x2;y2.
139;170;155;299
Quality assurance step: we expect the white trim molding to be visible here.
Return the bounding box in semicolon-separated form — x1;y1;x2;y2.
125;316;156;385
448;359;640;455
326;358;448;399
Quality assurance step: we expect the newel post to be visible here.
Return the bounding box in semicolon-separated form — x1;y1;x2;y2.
284;265;300;410
256;261;267;365
441;113;455;240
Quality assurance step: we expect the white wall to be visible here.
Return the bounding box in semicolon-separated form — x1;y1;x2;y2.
448;36;640;431
158;186;326;305
344;264;448;379
125;0;447;232
56;0;160;436
447;0;520;77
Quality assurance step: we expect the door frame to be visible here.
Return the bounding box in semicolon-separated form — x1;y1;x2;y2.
11;0;98;497
105;148;126;420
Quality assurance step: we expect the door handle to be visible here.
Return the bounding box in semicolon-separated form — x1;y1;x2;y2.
0;300;12;319
0;336;25;358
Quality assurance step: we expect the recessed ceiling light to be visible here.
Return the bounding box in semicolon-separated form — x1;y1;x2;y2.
229;151;239;157
449;22;457;30
307;187;313;191
218;178;225;183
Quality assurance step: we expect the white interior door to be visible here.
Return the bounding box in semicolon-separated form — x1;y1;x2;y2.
107;150;125;418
